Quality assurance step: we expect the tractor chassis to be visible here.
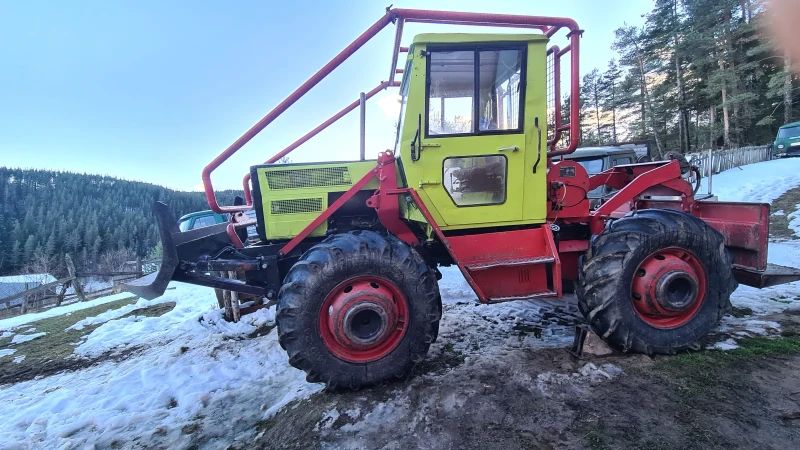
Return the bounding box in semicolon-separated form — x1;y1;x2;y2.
128;151;800;305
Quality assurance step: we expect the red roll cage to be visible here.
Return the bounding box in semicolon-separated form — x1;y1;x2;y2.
200;7;583;213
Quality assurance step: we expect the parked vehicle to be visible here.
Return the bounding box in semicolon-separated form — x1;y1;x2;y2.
125;8;800;390
772;121;800;157
561;147;639;209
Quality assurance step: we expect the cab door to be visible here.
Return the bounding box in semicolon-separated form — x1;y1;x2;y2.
417;46;528;228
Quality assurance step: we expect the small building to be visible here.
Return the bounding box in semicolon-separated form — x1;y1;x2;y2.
0;274;57;310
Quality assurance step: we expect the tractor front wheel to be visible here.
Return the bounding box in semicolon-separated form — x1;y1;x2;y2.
276;231;442;390
577;209;737;354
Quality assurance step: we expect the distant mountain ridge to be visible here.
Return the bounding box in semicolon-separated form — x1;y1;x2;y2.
0;167;242;274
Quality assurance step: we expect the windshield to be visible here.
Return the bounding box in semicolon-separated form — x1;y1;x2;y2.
778;126;800;139
393;59;412;156
178;219;191;232
574;158;605;175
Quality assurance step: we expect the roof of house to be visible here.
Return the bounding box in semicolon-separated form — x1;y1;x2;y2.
0;274;57;285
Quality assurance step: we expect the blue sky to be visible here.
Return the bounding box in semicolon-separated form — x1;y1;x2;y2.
0;0;651;191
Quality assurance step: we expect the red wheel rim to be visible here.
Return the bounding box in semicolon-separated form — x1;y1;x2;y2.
630;248;707;329
319;276;408;363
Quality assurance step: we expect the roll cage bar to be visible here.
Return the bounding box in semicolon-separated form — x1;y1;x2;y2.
201;7;583;213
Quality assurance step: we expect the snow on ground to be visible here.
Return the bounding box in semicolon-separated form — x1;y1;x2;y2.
701;158;800;340
0;283;318;450
0;349;15;359
67;297;172;332
0;292;137;332
2;158;800;448
699;157;800;203
9;333;46;345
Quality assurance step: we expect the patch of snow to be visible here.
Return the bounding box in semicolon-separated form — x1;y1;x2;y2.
12;355;25;364
315;408;341;431
0;348;16;358
67;297;172;331
773;210;785;216
0;292;137;332
11;332;46;344
0;282;319;449
338;400;409;433
710;338;739;350
699;158;800;203
1;331;12;338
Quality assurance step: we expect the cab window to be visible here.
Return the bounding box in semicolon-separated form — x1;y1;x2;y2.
427;47;525;137
443;155;507;206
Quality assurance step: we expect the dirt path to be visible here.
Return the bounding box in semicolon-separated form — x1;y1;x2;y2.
250;313;800;450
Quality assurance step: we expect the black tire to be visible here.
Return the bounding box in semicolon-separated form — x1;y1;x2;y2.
276;230;442;390
576;209;737;354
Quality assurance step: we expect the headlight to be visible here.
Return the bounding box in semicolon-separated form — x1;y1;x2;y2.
778;144;785;149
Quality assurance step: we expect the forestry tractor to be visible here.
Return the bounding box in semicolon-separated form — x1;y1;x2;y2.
127;8;800;389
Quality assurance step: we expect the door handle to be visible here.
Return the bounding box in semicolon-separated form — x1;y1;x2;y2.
498;146;519;152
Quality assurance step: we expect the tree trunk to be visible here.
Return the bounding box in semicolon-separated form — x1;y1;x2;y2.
709;106;716;149
673;1;690;153
721;82;731;147
594;86;602;144
785;50;793;124
611;88;617;143
632;40;664;157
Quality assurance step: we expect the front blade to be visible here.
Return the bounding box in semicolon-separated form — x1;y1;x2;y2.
123;202;180;299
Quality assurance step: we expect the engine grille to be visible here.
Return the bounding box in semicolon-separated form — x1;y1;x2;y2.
265;167;352;190
270;198;324;215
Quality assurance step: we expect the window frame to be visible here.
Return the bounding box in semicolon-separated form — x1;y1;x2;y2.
441;154;509;207
424;43;527;139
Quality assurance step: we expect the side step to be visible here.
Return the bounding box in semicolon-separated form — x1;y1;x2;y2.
447;226;562;302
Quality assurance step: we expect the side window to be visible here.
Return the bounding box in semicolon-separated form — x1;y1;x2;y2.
613;157;632;166
443;155;507;206
191;215;218;229
479;50;523;131
427;47;525;136
428;51;475;135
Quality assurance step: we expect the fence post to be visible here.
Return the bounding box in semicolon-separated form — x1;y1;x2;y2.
56;280;70;307
65;254;87;302
136;256;142;278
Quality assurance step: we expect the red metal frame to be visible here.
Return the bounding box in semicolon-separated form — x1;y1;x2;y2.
366;151;419;246
199;8;583;213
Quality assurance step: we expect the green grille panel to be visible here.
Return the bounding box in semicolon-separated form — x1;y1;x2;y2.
270;198;324;215
265;167;352;190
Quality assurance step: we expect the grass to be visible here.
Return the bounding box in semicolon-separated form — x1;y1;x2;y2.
768;185;800;239
584;336;800;450
0;297;176;384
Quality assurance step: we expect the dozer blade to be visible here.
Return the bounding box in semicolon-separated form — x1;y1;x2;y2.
124;202;180;300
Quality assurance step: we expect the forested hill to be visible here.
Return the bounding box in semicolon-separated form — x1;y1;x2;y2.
0;167;242;275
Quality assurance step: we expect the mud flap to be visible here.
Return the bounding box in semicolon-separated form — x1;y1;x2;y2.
123;202;180;300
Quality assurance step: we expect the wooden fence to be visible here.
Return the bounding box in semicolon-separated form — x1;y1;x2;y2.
0;254;151;319
687;145;772;178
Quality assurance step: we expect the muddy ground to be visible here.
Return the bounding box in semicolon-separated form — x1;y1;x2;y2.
0;299;174;385
249;310;800;450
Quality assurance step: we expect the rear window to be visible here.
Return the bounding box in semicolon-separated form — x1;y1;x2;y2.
778;126;800;139
574;158;604;175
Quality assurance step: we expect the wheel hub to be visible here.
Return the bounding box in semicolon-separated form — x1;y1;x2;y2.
631;248;707;328
320;277;408;362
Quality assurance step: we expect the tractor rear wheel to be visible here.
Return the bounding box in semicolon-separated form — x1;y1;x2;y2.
276;230;442;390
577;209;737;354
